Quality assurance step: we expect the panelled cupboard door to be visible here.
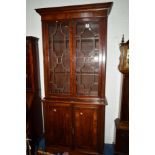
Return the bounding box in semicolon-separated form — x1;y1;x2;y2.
73;106;98;152
44;103;72;147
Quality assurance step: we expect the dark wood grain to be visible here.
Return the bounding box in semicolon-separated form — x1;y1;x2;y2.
120;74;129;121
26;36;43;154
44;102;72;147
36;2;113;155
74;106;97;151
114;40;129;155
115;119;129;154
36;2;113;21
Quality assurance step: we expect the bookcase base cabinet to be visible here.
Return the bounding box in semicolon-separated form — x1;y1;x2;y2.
43;101;105;155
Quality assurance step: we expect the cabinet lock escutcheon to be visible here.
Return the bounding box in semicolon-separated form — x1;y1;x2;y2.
53;108;57;112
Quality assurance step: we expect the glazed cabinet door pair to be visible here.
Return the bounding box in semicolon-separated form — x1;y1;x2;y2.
44;102;103;153
43;19;106;98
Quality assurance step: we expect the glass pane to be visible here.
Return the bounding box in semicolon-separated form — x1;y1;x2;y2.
76;22;99;96
48;22;70;94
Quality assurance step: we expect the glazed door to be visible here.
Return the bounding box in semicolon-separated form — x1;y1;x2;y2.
43;19;106;98
75;21;101;97
73;106;98;152
44;103;72;147
44;21;71;96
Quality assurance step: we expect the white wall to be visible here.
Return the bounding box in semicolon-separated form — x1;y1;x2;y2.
26;0;129;144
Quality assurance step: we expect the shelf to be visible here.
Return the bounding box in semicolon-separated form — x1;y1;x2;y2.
76;73;98;75
49;71;70;73
49;37;98;42
76;56;99;59
76;49;99;51
51;39;69;42
76;37;99;40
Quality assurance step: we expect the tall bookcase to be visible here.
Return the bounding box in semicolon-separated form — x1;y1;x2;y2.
36;3;113;155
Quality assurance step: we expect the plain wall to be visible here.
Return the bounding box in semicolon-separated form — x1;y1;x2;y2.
26;0;129;144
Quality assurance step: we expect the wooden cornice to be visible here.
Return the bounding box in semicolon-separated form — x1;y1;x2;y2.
36;2;113;21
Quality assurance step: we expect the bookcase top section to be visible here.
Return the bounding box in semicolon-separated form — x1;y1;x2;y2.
36;2;113;21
